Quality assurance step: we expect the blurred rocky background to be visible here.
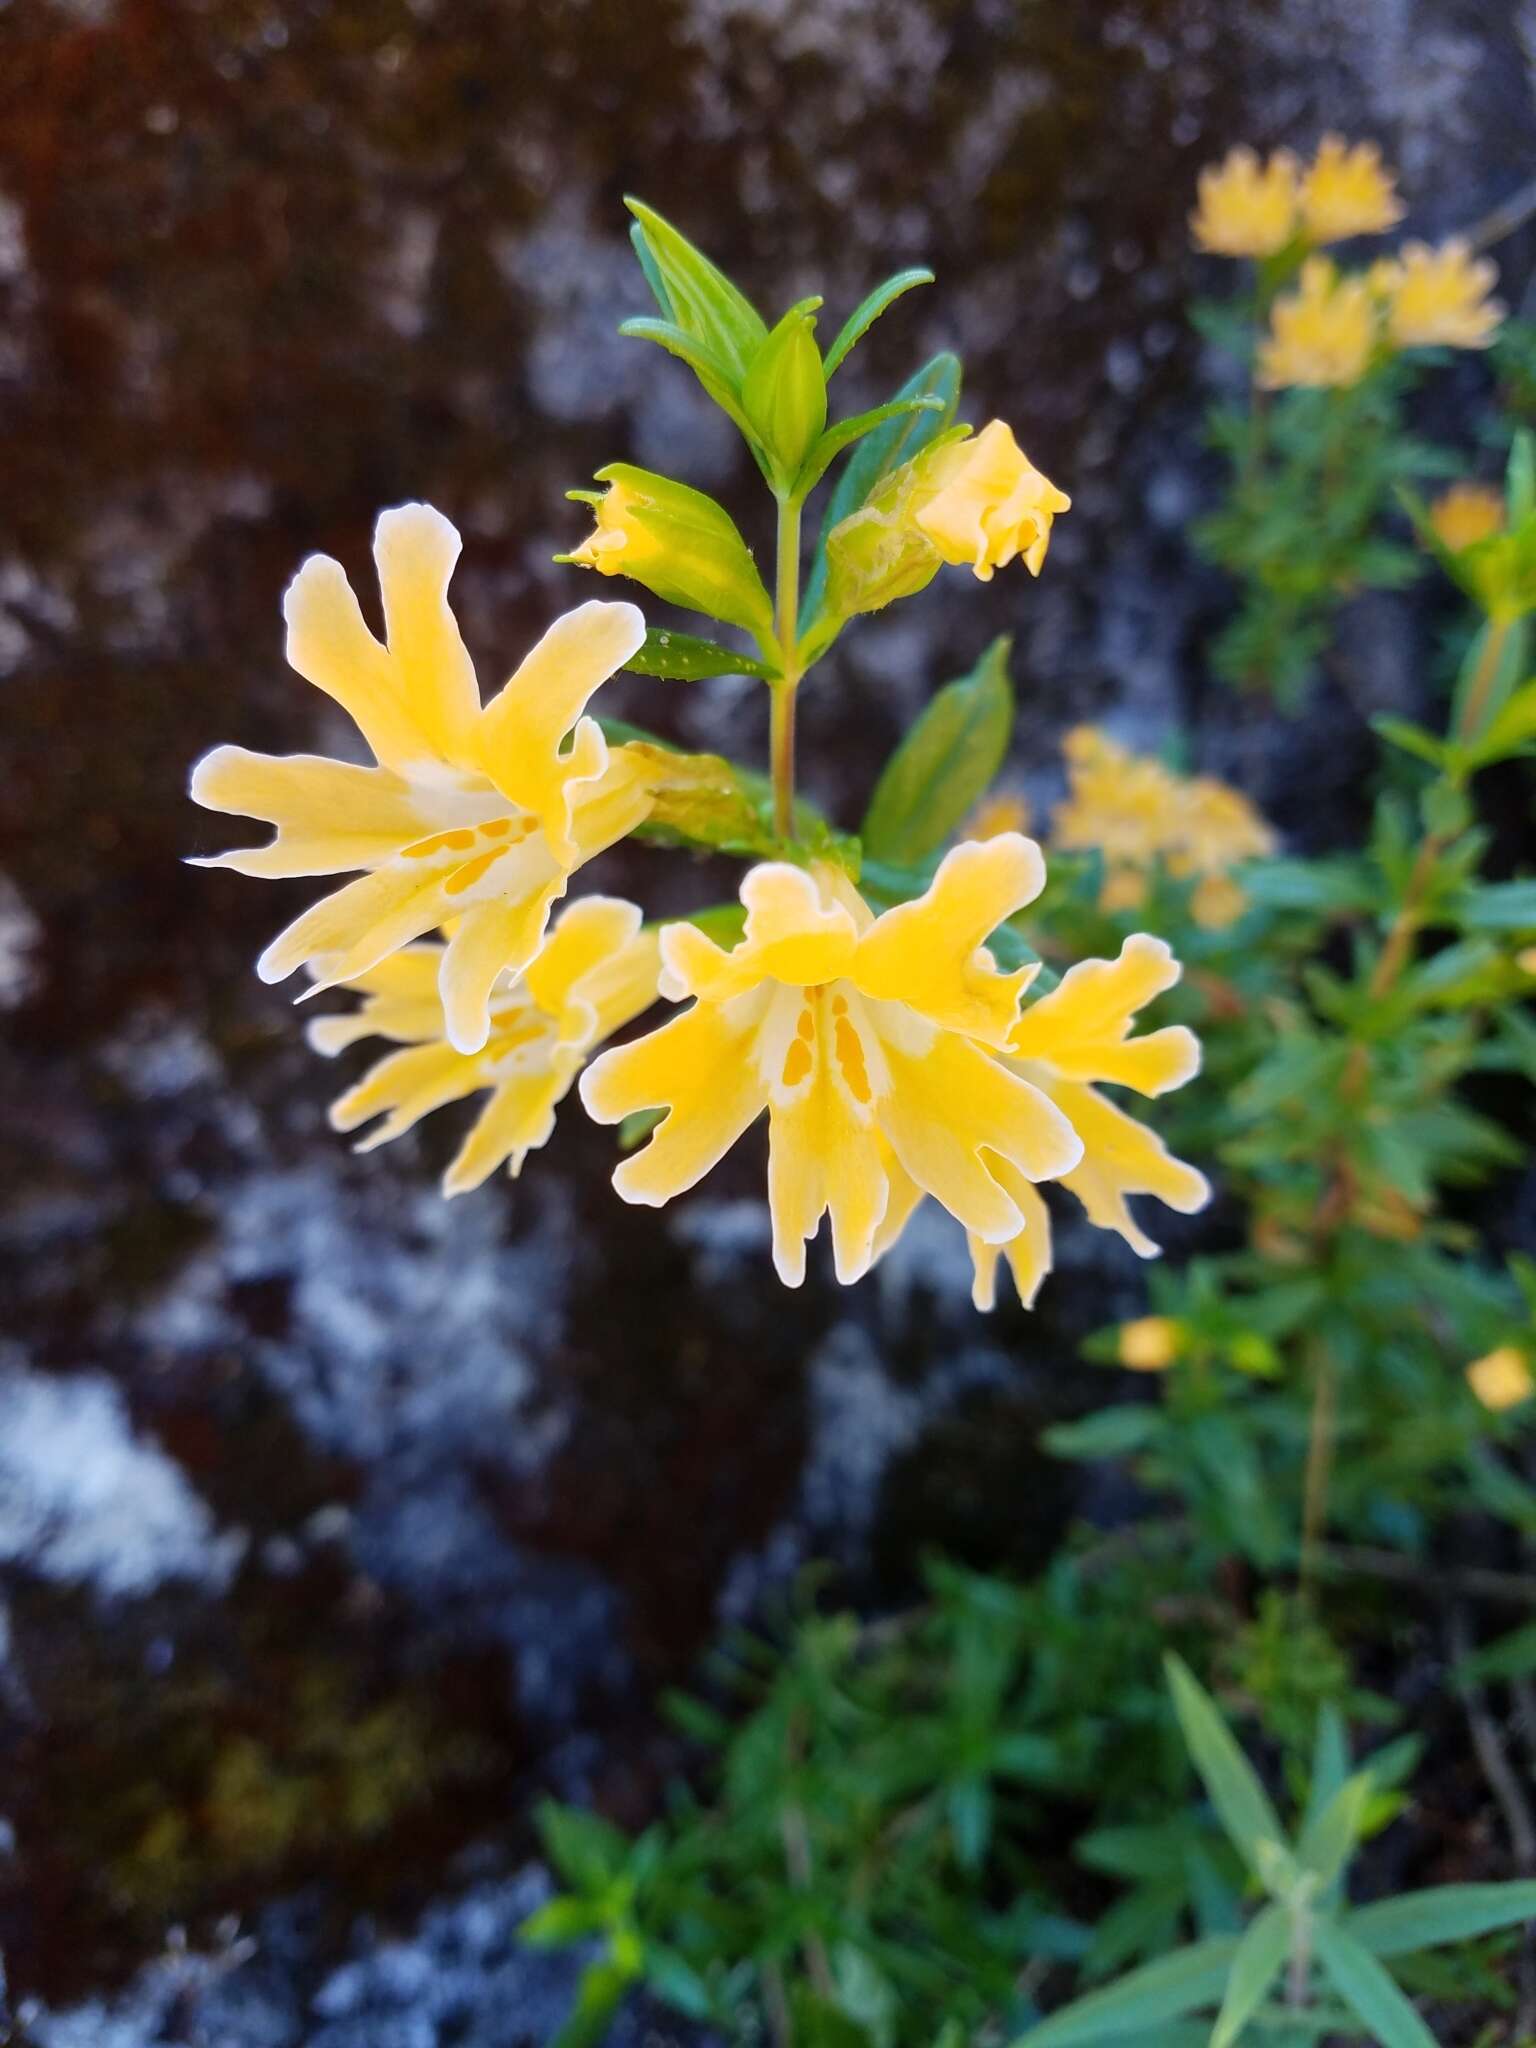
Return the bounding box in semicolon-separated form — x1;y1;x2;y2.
1;0;1533;2039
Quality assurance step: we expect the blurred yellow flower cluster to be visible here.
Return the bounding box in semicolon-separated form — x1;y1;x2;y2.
1194;137;1504;392
1191;135;1402;260
1428;481;1505;555
1052;728;1276;928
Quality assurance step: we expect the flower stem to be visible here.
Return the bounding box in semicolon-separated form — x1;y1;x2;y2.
771;492;803;841
1454;613;1511;748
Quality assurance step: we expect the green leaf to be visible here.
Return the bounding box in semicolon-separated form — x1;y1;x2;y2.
1350;1881;1536;1957
1210;1904;1289;2048
800;350;961;629
628;220;674;318
615;316;758;439
1163;1658;1290;1889
1372;715;1450;769
1043;1408;1161;1461
519;1896;609;1947
948;1775;993;1871
823;267;934;377
1314;1921;1436;2048
536;1801;631;1892
623;199;765;381
623;626;776;681
552;1954;639;2048
861;637;1014;862
1454;877;1536;931
1453;1620;1536;1685
1470;675;1536;762
795;395;945;498
1009;1937;1240;2046
1301;1706;1349;1844
1296;1772;1369;1891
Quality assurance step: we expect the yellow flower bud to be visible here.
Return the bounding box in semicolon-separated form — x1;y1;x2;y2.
1518;947;1536;977
563;465;775;642
1118;1315;1182;1371
1466;1345;1534;1412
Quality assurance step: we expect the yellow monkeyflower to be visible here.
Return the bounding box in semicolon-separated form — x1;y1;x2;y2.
912;421;1072;582
579;836;1086;1289
1298;135;1404;245
1257;256;1378;390
1119;1315;1183;1371
1374;239;1503;350
1466;1345;1534;1412
308;898;660;1197
191;505;655;1056
959;936;1210;1310
1428;481;1505;555
1190;146;1300;258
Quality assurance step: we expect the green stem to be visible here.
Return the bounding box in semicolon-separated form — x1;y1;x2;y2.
1299;1339;1336;1603
771;493;804;841
1454;613;1512;748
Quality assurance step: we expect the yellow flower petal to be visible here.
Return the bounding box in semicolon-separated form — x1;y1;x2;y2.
1257;256;1377;391
1046;1077;1210;1255
329;1039;483;1150
476;599;646;855
1467;1345;1534;1412
442;1058;580;1197
967;1168;1052;1313
1007;935;1199;1095
1119;1315;1181;1370
438;886;563;1055
660;863;859;1004
851;834;1044;1045
1298;135;1404;244
1190;145;1300;258
582;995;773;1207
913;420;1071;580
768;1074;890;1288
373;503;484;768
188;747;435;878
879;1031;1082;1244
525;896;652;1046
1378;238;1503;350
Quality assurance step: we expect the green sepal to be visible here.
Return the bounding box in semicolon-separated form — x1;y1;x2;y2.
861;636;1015;862
743;304;828;484
800;351;962;634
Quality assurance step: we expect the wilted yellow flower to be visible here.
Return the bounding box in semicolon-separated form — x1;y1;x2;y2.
191;505;656;1056
580;836;1085;1289
966;790;1033;840
913;421;1072;582
1375;239;1503;350
1257;256;1378;390
1467;1346;1534;1412
309;898;659;1196
1190;146;1300;258
1298;135;1404;244
1119;1315;1183;1371
1428;481;1505;555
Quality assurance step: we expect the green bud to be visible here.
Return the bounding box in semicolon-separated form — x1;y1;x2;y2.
560;463;775;645
743;306;828;486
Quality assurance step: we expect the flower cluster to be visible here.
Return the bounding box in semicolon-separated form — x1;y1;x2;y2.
1193;137;1504;393
1051;728;1275;927
192;204;1207;1312
1191;135;1402;260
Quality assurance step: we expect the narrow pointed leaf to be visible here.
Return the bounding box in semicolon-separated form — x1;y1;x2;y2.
862;636;1014;862
1009;1937;1240;2047
1210;1905;1288;2048
824;266;935;377
794;395;945;497
1314;1922;1436;2048
1303;1705;1350;1839
628;220;674;318
1349;1881;1536;1956
616;316;759;438
1164;1657;1290;1888
624;198;765;379
1296;1772;1369;1891
623;627;776;681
